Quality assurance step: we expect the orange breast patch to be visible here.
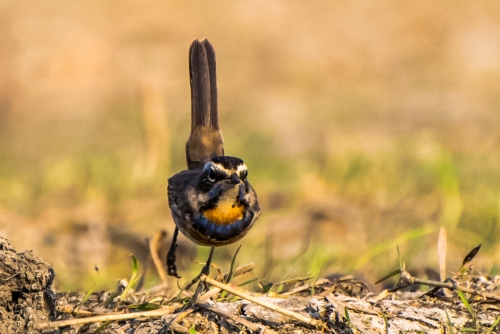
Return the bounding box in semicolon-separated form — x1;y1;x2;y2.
203;203;244;225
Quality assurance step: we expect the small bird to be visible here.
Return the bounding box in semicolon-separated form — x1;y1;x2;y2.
166;39;260;298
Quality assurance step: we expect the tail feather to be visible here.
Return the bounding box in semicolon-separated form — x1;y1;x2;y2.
186;39;224;169
202;39;219;131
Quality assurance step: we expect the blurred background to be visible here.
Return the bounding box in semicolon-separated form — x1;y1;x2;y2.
1;0;500;291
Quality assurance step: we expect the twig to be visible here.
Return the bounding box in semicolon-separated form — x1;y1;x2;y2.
200;275;322;327
35;305;177;329
56;305;94;316
199;262;255;302
57;304;117;316
199;286;221;302
1;273;19;282
399;271;500;302
197;302;279;334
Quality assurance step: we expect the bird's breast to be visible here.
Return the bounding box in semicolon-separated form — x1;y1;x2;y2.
200;184;244;225
202;197;244;225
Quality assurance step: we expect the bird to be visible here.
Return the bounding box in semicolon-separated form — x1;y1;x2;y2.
166;38;260;300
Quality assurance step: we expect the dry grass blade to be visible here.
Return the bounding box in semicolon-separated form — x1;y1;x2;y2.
397;245;402;271
197;302;278;334
172;307;196;326
169;308;199;334
35;306;177;329
199;262;255;302
56;305;93;316
200;275;322;327
149;230;170;286
373;289;393;301
281;278;330;296
438;226;447;282
220;262;254;282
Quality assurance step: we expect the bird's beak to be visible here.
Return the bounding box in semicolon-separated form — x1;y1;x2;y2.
228;173;240;184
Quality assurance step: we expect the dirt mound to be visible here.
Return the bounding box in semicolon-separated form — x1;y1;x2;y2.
0;237;56;334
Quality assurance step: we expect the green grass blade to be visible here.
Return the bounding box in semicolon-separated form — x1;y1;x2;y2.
375;268;401;285
81;283;96;304
93;321;110;333
76;282;96;313
457;289;478;330
238;277;259;287
226;244;242;284
310;265;322;295
219;245;242;300
459;328;479;332
486;316;500;334
457;289;475;320
103;292;120;308
189;326;197;334
490;263;498;278
128;303;160;310
258;280;273;293
445;309;454;334
120;254;139;300
381;312;389;334
396;245;402;270
344;307;351;324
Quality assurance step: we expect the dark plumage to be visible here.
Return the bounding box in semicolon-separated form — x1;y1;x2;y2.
185;39;224;170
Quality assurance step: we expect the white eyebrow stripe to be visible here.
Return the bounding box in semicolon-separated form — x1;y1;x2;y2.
213;163;230;176
237;164;247;174
213;163;224;170
212;162;247;176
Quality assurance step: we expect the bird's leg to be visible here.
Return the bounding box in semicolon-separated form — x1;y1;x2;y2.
166;228;181;278
184;247;215;307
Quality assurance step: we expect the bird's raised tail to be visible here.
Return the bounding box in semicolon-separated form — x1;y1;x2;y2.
186;39;224;170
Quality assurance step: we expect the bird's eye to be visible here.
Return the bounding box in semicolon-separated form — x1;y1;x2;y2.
207;165;217;182
240;170;248;180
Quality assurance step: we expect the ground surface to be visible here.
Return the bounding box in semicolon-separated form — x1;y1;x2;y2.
2;237;500;333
